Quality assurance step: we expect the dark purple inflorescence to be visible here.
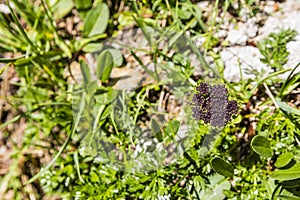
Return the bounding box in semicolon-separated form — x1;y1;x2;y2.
192;82;238;128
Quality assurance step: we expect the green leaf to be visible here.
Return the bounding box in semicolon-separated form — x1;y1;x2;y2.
275;152;294;168
74;0;92;10
263;178;276;199
94;87;117;105
0;55;25;63
86;81;99;96
103;49;123;67
272;184;283;200
276;98;300;116
90;170;100;183
211;157;234;177
279;62;300;97
251;135;273;158
83;3;109;37
151;118;163;142
79;130;98;157
96;50;114;82
79;60;91;85
118;11;135;27
199;174;231;200
270;163;300;181
283;179;300;188
55;37;72;58
277;194;300;200
82;42;104;53
73;151;84;183
281;73;300;97
163;120;180;139
52;0;74;20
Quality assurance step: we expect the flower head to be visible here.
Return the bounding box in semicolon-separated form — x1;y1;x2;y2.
192;83;238;128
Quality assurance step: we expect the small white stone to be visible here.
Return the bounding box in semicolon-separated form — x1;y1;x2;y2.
245;18;258;38
0;4;10;14
279;40;300;79
263;1;275;14
221;46;271;82
215;29;228;38
226;27;248;45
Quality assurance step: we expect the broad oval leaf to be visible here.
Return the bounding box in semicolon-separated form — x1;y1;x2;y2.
102;49;123;67
275;152;294;168
251;135;273;158
83;3;109;37
211;157;234;177
270;163;300;181
52;0;74;20
96;51;114;82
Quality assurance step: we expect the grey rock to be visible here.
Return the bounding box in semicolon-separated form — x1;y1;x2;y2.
221;46;271;82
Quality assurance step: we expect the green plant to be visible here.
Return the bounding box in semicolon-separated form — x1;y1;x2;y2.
1;0;300;199
258;29;297;71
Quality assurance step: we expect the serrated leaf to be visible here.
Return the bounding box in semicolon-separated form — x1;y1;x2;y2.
251;135;273;158
275;152;294;168
96;50;114;82
83;3;109;37
211;157;234;177
270;163;300;181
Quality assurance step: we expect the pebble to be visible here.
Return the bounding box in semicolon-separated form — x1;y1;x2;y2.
225;18;258;45
221;46;271;82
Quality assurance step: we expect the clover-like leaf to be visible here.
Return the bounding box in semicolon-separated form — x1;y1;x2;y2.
275;152;294;168
83;3;109;37
211;157;234;177
251;135;273;158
